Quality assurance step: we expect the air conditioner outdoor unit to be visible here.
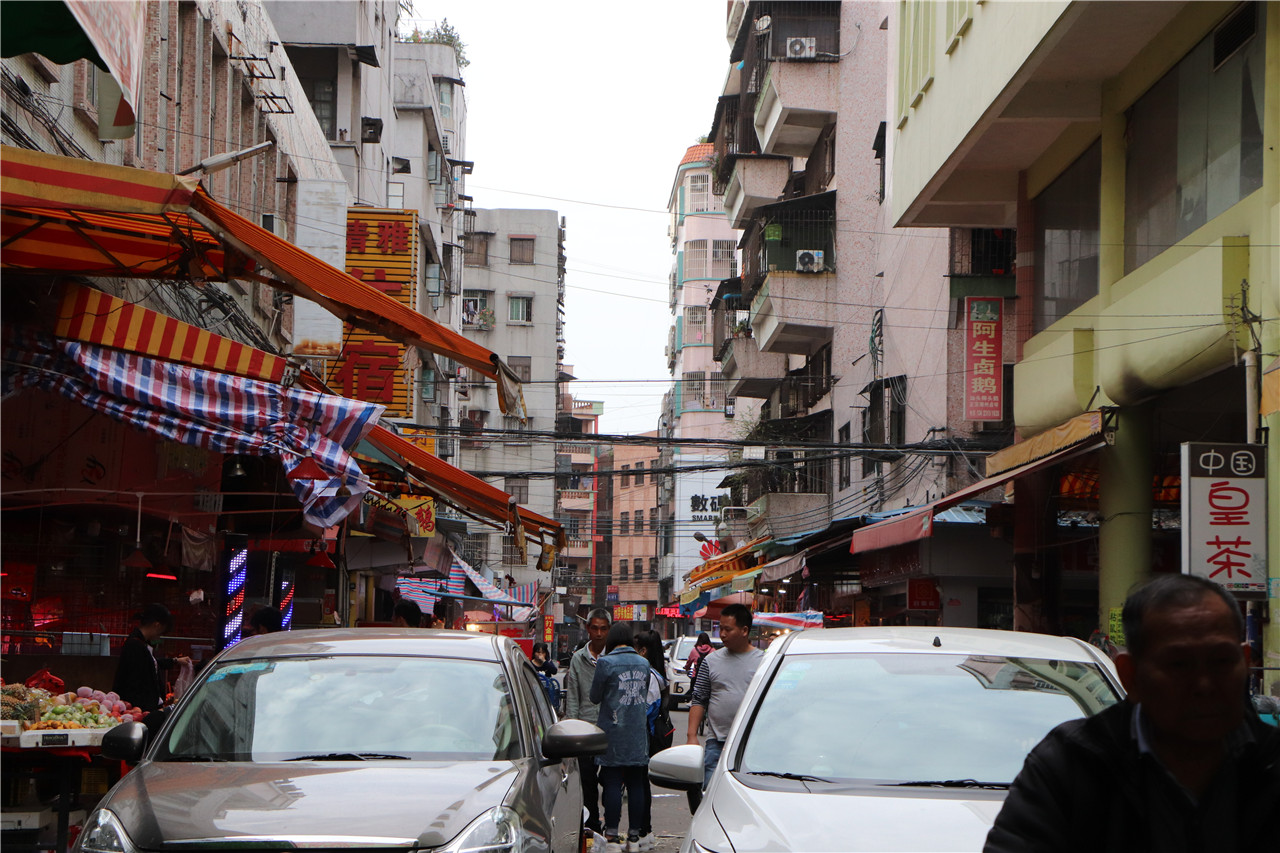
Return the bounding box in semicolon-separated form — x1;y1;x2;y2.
796;249;825;272
786;36;817;59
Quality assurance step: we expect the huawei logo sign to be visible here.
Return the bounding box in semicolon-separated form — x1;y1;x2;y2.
699;540;722;561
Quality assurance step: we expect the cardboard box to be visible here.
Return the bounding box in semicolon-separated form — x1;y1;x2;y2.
17;728;107;748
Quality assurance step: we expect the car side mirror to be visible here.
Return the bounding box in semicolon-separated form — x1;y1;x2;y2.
101;721;149;763
648;743;704;791
541;719;608;761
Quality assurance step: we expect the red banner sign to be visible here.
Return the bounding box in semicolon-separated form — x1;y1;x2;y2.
543;614;554;643
963;297;1004;421
907;578;941;611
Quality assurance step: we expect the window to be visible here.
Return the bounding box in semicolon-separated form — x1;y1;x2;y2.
387;182;404;209
684;306;707;343
708;372;726;408
634;461;645;486
461;532;487;567
508;295;533;323
648;557;659;579
305;79;336;139
620;465;631;488
683;371;706;411
508;356;531;382
1035;141;1100;332
619;512;629;535
650;508;659;534
505;477;529;504
711;240;737;279
509;237;535;264
461;409;487;448
684;240;708;279
436;79;453;119
462;291;491;327
502;535;522;565
564;515;582;541
618;559;628;578
838;422;851;489
463;233;489;267
687;172;711;213
503;415;531;444
634;509;644;534
1124;3;1265;273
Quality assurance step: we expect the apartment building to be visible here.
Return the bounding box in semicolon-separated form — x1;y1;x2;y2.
690;1;1014;625
660;143;762;610
886;0;1277;667
557;393;605;604
456;209;566;585
610;436;664;617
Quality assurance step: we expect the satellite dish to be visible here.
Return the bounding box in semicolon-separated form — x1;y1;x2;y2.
754;15;771;32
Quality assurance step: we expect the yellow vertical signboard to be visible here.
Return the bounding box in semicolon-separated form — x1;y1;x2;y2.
328;209;419;417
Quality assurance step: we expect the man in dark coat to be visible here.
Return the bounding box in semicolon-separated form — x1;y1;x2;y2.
112;603;189;712
985;574;1280;852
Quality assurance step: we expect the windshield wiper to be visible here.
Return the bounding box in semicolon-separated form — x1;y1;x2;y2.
885;779;1008;790
165;755;232;762
285;752;410;761
745;770;830;783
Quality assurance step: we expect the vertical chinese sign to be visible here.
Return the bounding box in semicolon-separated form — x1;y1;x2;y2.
963;297;1003;421
543;613;554;643
1181;443;1267;594
329;209;419;417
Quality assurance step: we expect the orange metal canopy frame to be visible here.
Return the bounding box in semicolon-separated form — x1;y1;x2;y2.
0;146;523;414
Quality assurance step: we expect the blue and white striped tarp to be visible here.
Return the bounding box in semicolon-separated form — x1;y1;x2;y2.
3;330;384;527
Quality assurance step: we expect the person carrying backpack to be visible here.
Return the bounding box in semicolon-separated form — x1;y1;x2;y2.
684;632;714;683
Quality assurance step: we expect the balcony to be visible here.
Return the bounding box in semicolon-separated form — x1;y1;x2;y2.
721;334;787;399
563;539;594;559
750;271;836;355
754;61;839;157
557;442;596;465
747;492;832;541
724;156;790;229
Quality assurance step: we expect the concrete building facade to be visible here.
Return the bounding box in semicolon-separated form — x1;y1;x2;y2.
888;0;1278;675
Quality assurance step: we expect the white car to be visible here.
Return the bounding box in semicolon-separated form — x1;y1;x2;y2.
650;627;1123;852
666;636;722;706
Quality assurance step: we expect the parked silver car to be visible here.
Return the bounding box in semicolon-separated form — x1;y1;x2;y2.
78;629;606;853
651;627;1123;852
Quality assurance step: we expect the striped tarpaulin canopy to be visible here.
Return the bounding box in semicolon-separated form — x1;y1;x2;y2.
0;145;525;413
753;611;825;631
3;330;383;527
510;581;539;606
454;554;534;621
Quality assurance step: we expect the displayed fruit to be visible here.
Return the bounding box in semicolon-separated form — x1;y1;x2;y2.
0;679;147;731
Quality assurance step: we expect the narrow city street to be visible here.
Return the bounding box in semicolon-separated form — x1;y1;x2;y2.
647;708;695;853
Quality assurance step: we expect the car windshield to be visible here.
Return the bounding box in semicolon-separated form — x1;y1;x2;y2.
673;637;721;663
738;652;1120;786
156;655;521;762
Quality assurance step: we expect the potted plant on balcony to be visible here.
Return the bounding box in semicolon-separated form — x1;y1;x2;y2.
731;320;753;339
475;307;496;330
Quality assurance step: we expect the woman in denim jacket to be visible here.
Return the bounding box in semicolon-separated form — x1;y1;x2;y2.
589;622;653;852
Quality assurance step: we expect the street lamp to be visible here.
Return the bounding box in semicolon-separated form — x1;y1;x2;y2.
178;141;275;176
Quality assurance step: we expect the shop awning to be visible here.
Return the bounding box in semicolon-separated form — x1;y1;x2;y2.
362;425;562;542
754;611;824;631
687;535;770;585
760;551;806;583
850;419;1107;555
3;330;382;528
0;147;525;416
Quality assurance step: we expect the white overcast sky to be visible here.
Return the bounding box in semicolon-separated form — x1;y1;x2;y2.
407;1;730;434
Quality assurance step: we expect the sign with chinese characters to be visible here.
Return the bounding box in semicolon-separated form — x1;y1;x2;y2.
607;585;619;604
907;578;940;610
1181;443;1267;594
963;297;1004;421
543;613;554;643
690;493;729;523
613;604;651;622
329;209;419;416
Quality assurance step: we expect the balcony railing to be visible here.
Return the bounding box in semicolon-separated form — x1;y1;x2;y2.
741;206;837;303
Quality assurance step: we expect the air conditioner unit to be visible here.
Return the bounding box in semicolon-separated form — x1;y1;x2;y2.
260;212;283;235
786;36;817;59
796;249;825;272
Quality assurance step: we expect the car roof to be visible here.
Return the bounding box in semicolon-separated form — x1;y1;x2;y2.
216;628;506;663
778;626;1104;662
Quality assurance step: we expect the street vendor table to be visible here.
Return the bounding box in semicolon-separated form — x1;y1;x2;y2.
1;727;116;853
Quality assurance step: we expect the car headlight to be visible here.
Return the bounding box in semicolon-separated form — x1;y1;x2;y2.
440;806;525;853
74;809;137;853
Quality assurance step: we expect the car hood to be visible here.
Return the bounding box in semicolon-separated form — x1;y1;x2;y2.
103;760;519;849
703;774;1006;852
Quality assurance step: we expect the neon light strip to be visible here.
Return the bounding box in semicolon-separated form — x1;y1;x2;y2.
223;548;248;646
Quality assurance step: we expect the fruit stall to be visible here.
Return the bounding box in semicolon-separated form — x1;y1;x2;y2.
1;679;146;852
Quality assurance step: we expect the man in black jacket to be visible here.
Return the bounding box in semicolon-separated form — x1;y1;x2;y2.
986;574;1280;852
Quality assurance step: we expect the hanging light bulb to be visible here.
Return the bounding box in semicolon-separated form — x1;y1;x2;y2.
288;456;328;482
123;493;152;569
